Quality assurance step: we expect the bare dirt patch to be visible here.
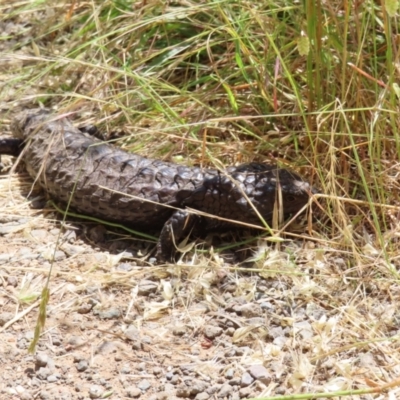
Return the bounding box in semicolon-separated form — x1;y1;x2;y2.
2;2;400;400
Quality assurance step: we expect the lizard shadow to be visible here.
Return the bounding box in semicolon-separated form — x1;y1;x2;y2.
18;184;281;265
25;189;311;267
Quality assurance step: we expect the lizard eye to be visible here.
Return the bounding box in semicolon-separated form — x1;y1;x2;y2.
286;195;297;202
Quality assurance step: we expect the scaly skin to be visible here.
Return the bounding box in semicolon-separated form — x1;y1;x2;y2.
8;109;315;261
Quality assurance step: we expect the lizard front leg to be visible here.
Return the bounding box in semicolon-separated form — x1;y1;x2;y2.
156;210;201;262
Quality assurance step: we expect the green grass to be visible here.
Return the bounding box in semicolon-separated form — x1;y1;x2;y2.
2;0;400;397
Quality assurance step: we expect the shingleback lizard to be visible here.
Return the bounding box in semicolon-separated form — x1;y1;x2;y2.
3;109;316;261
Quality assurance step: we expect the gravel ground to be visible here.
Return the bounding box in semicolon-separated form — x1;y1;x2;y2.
0;174;321;399
2;2;400;399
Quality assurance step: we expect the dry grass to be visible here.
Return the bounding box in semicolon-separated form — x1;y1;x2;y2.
2;0;400;398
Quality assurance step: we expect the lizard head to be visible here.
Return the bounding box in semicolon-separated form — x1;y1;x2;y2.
271;168;318;216
229;163;317;223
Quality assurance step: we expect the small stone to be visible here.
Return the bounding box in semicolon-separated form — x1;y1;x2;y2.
172;325;187;336
30;378;40;387
224;348;236;357
191;380;208;394
260;301;275;311
203;325;223;339
228;378;241;386
77;302;93;314
61;243;84;256
226;327;235;336
206;385;220;395
40;248;65;261
163;384;175;393
64;229;77;242
225;297;246;312
117;263;133;271
176;379;208;397
195;393;209;400
36;367;51;380
142;336;152;344
137;379;151;391
30;229;50;241
35;353;49;367
73;354;86;363
294;320;313;340
248;364;271;384
120;364;131;374
180;365;194;375
176;386;191;398
51;336;62;346
19;392;33;400
100;378;110;388
95;341;119;355
138;280;158;295
124;386;141;398
93;307;121;319
231;393;240;400
236;303;261;318
240;372;254;387
15;385;27;395
131;342;142;351
68;336;86;347
218;383;233;397
47;375;58;383
225;368;234;379
268;326;285;339
124;325;140;341
75;383;83;392
17;247;36;259
7;275;18;287
305;302;326;320
235;346;251;356
239;387;252;397
38;390;51;400
89;385;103;399
76;360;89;372
273;336;287;347
170;375;180;384
137;362;146;371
